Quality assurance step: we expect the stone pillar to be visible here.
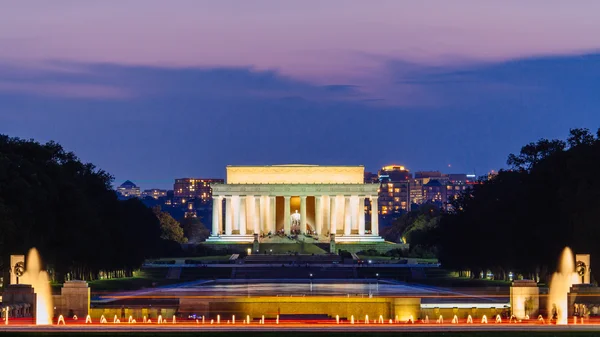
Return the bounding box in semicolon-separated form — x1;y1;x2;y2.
259;196;266;234
314;196;322;235
211;196;220;236
344;196;351;235
269;196;276;233
371;196;379;236
59;280;91;318
358;196;366;236
330;196;337;236
319;195;331;235
254;196;261;234
284;196;291;235
352;195;359;232
232;195;240;233
239;196;247;235
10;255;25;285
510;280;539;319
225;196;233;235
576;254;591;284
300;196;307;234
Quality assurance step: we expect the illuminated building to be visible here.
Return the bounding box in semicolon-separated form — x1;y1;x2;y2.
141;189;168;199
206;165;382;243
116;180;141;198
378;165;411;215
173;178;224;205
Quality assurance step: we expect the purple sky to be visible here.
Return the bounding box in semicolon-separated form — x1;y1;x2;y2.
1;1;600;189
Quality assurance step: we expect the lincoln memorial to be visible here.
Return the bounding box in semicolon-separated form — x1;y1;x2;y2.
206;165;384;243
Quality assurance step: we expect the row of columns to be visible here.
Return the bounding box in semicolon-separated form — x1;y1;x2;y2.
212;195;379;237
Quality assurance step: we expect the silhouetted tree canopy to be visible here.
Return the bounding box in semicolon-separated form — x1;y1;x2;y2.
0;135;174;282
153;206;187;244
435;128;600;283
181;216;210;243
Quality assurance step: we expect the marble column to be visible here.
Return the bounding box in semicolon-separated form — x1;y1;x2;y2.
300;196;307;234
269;196;276;233
259;196;266;234
232;195;241;233
284;196;291;235
323;195;330;237
371;196;379;236
225;196;232;235
314;196;322;235
352;195;360;232
358;196;366;236
344;196;351;235
330;196;337;236
254;196;261;234
211;196;221;235
239;196;247;235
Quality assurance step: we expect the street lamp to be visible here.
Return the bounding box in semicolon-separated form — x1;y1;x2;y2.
309;273;313;292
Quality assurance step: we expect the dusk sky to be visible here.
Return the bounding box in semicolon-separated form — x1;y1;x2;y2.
2;1;600;189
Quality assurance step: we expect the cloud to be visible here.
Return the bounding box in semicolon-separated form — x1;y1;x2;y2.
0;61;373;103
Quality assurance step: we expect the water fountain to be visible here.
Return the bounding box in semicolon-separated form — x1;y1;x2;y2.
548;247;580;325
19;248;53;325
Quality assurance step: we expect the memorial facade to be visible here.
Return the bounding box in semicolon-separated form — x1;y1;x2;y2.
207;165;383;243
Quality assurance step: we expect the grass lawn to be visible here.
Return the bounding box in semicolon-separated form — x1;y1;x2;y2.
179;255;232;262
152;255;233;262
357;256;439;263
1;332;598;337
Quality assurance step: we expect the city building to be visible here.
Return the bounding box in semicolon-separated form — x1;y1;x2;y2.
116;180;141;198
141;189;168;199
173;178;224;205
206;164;383;243
378;165;411;215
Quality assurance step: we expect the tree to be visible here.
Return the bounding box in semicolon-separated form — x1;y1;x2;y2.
0;135;165;282
153;206;187;244
180;216;210;243
437;128;600;282
567;128;595;148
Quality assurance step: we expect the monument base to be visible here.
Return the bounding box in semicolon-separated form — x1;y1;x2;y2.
205;235;255;243
334;235;385;243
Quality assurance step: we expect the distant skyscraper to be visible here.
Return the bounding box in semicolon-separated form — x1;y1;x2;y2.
173;178;224;205
116;180;141;198
378;165;412;215
141;189;168;199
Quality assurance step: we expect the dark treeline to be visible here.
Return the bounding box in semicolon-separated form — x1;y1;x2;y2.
0;135;174;282
435;128;600;283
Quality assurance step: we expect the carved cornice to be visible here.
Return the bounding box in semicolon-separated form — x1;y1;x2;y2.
212;183;379;197
226;165;364;184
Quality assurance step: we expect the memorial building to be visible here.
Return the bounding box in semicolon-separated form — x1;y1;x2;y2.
206;165;384;243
